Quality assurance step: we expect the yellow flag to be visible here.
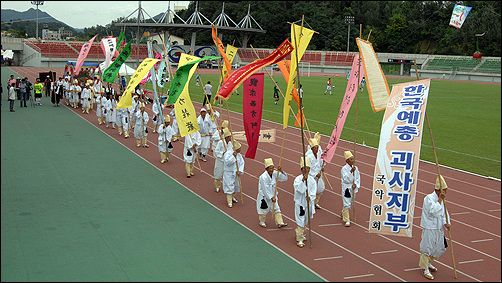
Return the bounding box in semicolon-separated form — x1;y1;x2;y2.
283;24;315;129
175;53;200;137
219;44;239;86
117;58;161;109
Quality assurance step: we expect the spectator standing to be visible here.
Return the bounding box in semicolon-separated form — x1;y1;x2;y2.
273;85;279;105
44;76;51;97
203;81;213;105
18;78;27;107
8;82;17;112
34;79;43;106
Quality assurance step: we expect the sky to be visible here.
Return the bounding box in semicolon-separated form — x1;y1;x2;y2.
2;1;191;29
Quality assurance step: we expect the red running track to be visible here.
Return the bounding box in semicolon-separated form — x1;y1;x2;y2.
12;67;501;282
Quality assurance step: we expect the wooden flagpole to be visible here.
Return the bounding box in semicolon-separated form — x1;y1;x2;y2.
292;15;312;248
413;59;457;279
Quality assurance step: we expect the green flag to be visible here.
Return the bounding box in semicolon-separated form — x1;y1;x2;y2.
102;39;133;83
117;31;125;46
166;55;220;104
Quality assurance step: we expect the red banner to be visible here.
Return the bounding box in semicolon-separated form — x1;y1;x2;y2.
243;73;265;159
216;38;293;101
74;34;98;75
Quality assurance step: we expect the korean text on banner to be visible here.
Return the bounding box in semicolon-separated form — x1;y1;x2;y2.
233;129;276;143
74;34;99;75
100;36;117;70
356;38;390;112
283;24;315;129
102;39;133;83
368;79;431;238
216;39;293;101
321;54;364;164
175;53;201;137
166;55;221;104
139;52;162;85
116;58;161;109
211;25;232;83
243;73;265;159
449;4;472;29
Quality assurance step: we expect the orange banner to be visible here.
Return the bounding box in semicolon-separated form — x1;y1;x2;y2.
276;60;304;127
368;79;431;237
216;39;294;101
211;25;232;83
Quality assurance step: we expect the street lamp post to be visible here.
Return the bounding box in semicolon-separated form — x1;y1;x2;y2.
31;1;44;40
345;15;354;53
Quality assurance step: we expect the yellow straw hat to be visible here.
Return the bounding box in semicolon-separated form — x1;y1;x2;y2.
223;128;231;138
221;120;229;129
344;151;353;160
264;158;274;168
233;141;241;151
164;115;171;122
435;175;448;190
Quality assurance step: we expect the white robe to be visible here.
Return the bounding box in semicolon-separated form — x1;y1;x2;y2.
293;174;317;227
419;191;450;258
80;87;92;108
213;140;231;180
104;98;115;123
157;124;174;153
95;96;106;117
222;149;244;195
170;108;179;136
152;102;163;126
341;163;360;209
183;131;202;163
196;114;212;155
134;111;149;139
305;148;325;195
257;170;288;215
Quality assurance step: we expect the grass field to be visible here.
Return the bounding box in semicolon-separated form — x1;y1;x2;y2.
142;72;501;179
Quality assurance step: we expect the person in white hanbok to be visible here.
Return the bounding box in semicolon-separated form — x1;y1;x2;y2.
341;150;360;227
305;133;325;209
115;94;127;136
157;114;174;163
206;104;220;150
419;175;451;280
170;107;181;142
257;158;288;228
196;107;212;161
223;141;244;208
211;119;228;153
134;102;150;147
104;94;116;129
71;79;81;109
293;156;317;248
152;101;163;133
130;95;140;129
183;130;202;178
95;90;106;125
63;78;70;105
213;128;232;193
91;77;102;110
80;83;92;114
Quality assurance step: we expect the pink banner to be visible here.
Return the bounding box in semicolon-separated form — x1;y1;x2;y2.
74;34;99;75
139;52;162;85
243;73;265;159
321;54;364;163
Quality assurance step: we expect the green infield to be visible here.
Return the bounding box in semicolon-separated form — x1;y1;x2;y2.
156;72;500;179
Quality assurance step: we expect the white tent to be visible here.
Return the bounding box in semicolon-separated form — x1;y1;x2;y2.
2;50;14;59
99;61;136;77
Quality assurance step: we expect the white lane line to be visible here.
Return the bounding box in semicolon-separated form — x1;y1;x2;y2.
459;259;484;264
371;250;398;255
266;227;293;231
344;273;374;280
471;239;493;243
404;267;423;272
318;223;342;227
314;256;343;261
450;212;470;215
489;208;501;212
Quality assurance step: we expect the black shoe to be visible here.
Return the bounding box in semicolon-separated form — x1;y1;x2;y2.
10;110;15;112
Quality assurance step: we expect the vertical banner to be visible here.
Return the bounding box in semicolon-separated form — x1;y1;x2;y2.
139;52;162;85
175;54;201;137
219;44;239;86
216;39;293;101
283;24;315;129
211;25;232;83
74;34;98;75
321;54;364;163
116;58;161;109
368;79;431;238
102;39;133;83
100;36;117;70
276;60;303;127
243;73;265;159
157;52;168;88
356;38;390;112
449;4;472;29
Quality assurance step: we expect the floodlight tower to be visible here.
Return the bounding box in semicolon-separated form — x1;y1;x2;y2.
345;15;354;53
31;1;44;40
